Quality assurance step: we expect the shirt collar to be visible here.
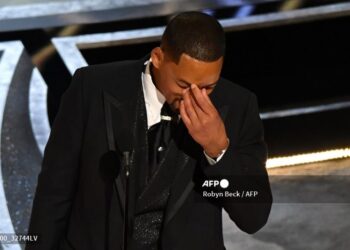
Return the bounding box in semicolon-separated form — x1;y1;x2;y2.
141;58;166;127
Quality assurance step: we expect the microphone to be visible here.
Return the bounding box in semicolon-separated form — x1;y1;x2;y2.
99;149;132;250
123;151;131;176
121;151;132;250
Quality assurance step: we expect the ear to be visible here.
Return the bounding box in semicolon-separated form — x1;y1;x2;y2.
151;47;164;69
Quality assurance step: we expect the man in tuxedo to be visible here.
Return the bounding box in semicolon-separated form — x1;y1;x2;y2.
26;11;272;250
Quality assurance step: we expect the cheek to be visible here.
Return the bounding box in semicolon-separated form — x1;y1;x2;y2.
169;85;183;98
162;85;179;104
168;89;184;107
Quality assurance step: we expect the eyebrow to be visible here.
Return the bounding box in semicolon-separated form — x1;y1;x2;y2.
178;79;217;88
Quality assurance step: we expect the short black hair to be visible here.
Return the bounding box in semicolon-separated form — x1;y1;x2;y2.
161;11;226;63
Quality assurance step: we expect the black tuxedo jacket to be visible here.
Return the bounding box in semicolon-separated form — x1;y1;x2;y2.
26;54;272;250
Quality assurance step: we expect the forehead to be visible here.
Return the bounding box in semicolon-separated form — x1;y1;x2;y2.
167;53;223;84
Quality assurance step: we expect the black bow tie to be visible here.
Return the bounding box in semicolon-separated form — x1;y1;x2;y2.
147;102;179;183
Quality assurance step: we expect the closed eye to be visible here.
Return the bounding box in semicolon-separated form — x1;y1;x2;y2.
176;81;189;89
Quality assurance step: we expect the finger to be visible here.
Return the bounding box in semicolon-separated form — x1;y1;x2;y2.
179;99;192;126
183;88;199;124
189;90;206;120
190;84;212;114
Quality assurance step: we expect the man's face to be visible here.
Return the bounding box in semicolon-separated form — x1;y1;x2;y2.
151;48;223;113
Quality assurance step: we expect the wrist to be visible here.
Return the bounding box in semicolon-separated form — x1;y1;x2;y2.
204;137;230;158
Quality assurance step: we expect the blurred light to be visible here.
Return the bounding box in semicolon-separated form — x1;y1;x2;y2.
201;9;215;16
267;147;350;168
235;5;254;18
280;0;303;11
32;25;82;68
260;100;350;119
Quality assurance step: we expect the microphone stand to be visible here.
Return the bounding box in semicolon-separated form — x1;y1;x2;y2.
122;151;130;250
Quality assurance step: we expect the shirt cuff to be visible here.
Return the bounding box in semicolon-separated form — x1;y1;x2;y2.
203;138;229;165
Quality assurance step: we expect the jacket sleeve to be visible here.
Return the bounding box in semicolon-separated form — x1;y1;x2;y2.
201;92;273;234
26;68;86;250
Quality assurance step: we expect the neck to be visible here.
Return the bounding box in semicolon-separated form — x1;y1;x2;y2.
150;63;160;91
150;62;177;113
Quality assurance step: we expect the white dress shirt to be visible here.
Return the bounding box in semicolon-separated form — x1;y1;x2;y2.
141;58;227;165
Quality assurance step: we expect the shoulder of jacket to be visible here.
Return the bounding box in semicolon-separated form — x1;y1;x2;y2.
72;59;143;94
78;59;140;77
